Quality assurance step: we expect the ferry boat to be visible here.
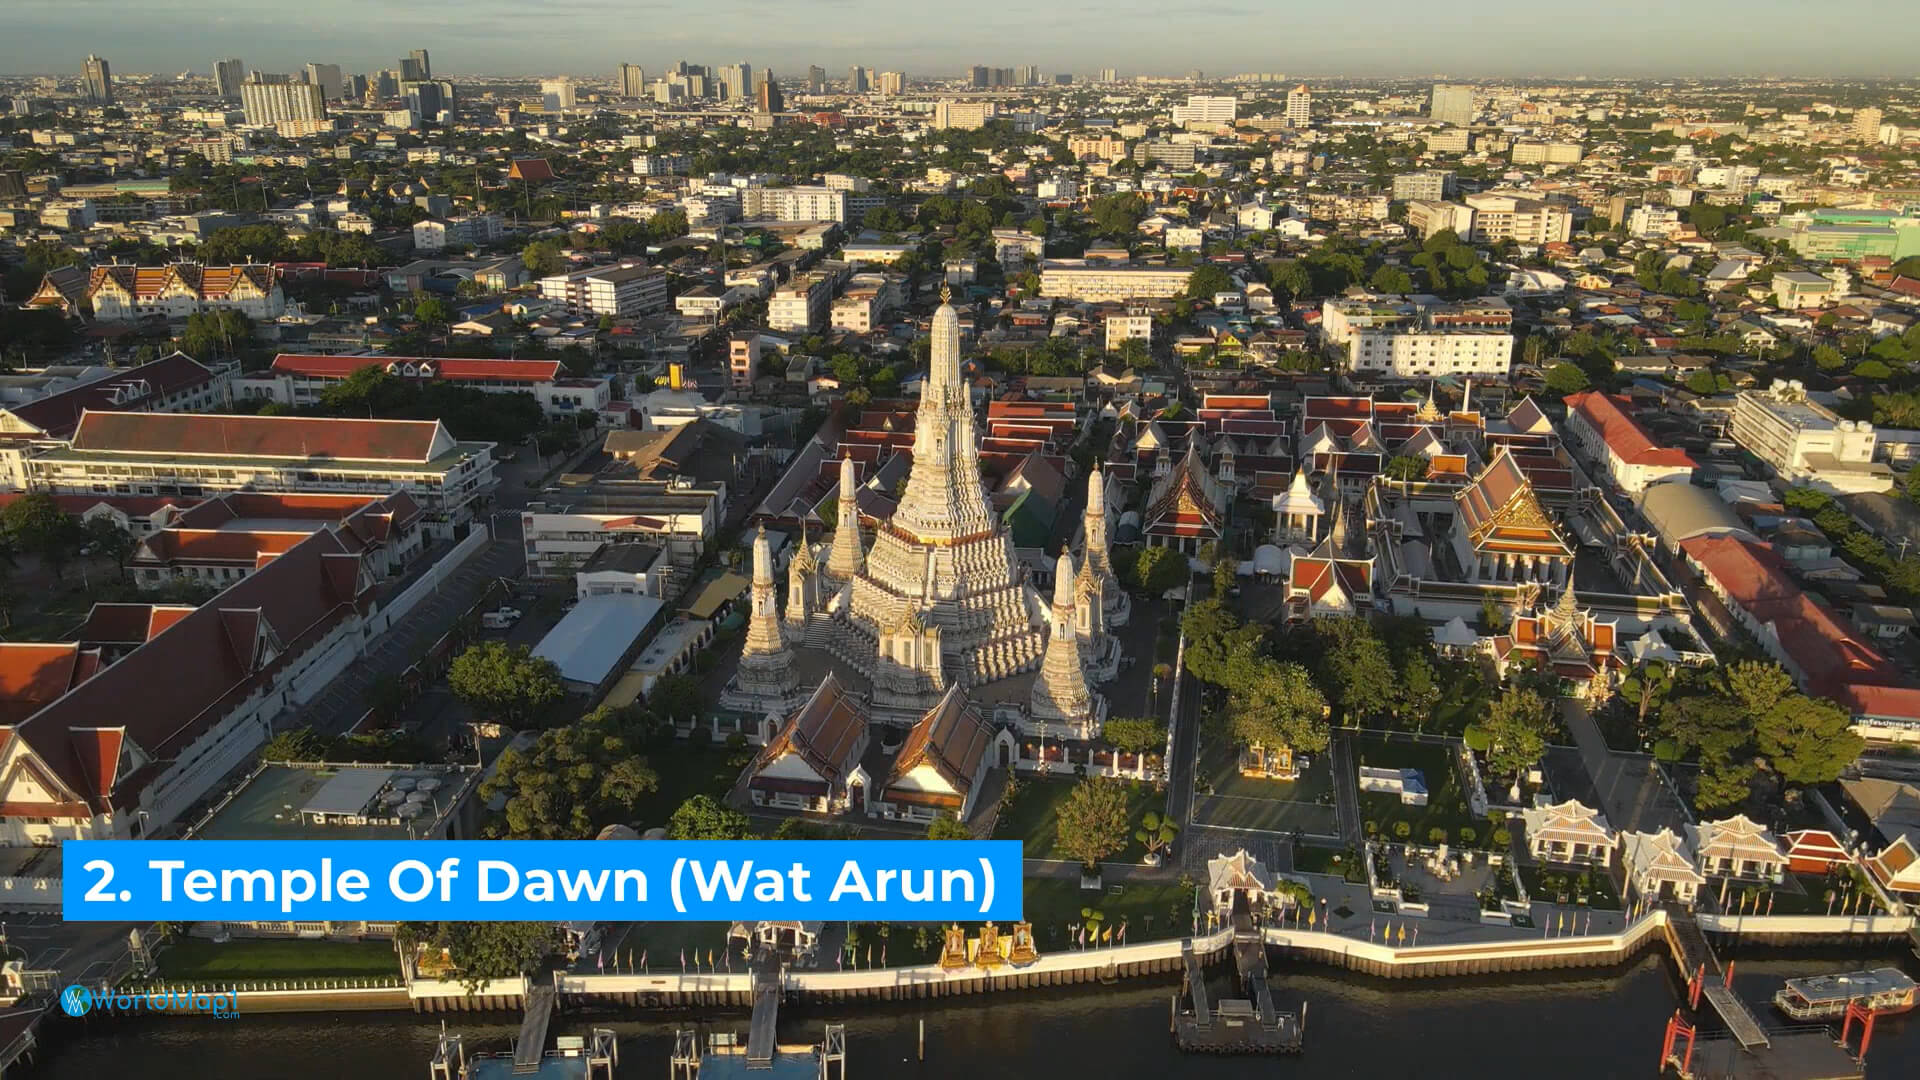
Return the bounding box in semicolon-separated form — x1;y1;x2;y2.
1772;968;1918;1020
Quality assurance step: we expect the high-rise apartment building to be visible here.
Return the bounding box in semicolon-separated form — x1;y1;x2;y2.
807;66;826;94
409;49;431;80
617;63;646;98
1016;65;1040;86
213;58;246;100
1854;107;1884;143
1286;84;1312;126
848;66;870;93
719;63;752;102
932;100;996;131
756;71;783;114
81;55;113;105
1430;83;1474;127
878;71;906;96
541;78;575;113
1098;68;1118;83
373;70;400;99
970;65;990;89
304;63;343;100
1171;95;1236;126
241;78;326;126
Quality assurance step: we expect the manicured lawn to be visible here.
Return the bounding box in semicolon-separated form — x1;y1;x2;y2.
1351;736;1482;846
1192;741;1339;836
1020;877;1197;949
156;939;401;981
1293;844;1367;883
618;922;739;971
993;777;1164;862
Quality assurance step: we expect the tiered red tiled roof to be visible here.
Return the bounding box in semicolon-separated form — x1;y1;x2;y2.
1564;391;1698;469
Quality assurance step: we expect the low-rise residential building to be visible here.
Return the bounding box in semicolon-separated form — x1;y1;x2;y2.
539;263;672;318
1461;191;1574;245
740;184;849;224
411;213;503;251
1773;271;1840;310
1039;261;1192;302
1348;328;1513;379
769;273;836;332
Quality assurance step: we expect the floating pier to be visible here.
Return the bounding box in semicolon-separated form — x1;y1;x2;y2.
1170;928;1303;1056
671;1024;847;1079
427;1023;617;1080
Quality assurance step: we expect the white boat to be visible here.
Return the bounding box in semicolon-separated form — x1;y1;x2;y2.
1773;967;1917;1020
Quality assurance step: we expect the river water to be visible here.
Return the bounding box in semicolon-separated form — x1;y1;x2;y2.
27;949;1920;1078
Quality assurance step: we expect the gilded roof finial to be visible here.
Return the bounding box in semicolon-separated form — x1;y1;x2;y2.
940;282;953;305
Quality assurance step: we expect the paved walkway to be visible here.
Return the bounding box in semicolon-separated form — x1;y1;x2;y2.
291;533;523;738
1328;734;1364;848
1558;699;1691;835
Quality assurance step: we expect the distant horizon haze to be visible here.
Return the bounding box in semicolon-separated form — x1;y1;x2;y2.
1;0;1916;81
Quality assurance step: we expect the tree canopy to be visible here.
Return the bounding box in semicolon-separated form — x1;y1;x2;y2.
1223;658;1330;754
448;642;565;729
478;706;661;839
1056;777;1131;870
668;794;753;840
1482;687;1553;779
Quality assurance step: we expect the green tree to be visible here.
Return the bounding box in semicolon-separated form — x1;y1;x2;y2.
522;239;564;276
1184;264;1234;300
414;296;454;329
478;707;661;839
1132;544;1188;595
1102;715;1167;754
447;641;564;728
926;814;972;840
1754;694;1864;792
83;514;137;571
668;794;753;839
259;727;330;762
1307;618;1396;721
1135;810;1178;859
1544;362;1591;396
1812;344;1847;371
398;922;557;993
1369;265;1414;294
1383;454;1427;481
1224;658;1330;754
1482;687;1552;780
1618;660;1677;739
1057;777;1131;871
1;492;80;581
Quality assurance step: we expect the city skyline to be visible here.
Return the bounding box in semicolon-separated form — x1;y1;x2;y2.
3;0;1918;79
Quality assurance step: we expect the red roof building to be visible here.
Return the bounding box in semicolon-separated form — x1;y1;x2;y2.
1782;828;1852;874
237;354;607;418
128;490;425;589
1562;391;1696;494
0;529;375;841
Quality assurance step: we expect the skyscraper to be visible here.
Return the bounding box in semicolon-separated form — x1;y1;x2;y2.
878;71;906;96
81;55;113;105
807;66;826;94
398;55;426;82
969;65;989;89
756;71;783;114
1286;84;1312;127
1016;64;1039;86
241;78;325;126
1430;83;1474;127
304;63;343;100
617;62;646;98
848;66;870;93
1098;68;1118;83
409;49;431;80
373;70;400;99
719;63;752;102
213;58;246;100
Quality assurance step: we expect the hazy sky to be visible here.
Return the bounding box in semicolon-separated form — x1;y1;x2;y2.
4;0;1916;80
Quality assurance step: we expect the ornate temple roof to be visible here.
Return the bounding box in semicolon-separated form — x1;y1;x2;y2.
1454;447;1575;559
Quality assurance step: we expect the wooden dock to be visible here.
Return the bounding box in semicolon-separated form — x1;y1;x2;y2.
745;962;782;1068
512;985;555;1074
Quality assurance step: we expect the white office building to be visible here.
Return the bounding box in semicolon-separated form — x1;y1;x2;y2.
740;185;850;224
1730;380;1894;494
1348;329;1513;379
539;264;672;318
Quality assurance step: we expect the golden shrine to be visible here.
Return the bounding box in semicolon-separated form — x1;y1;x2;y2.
973;923;1007;969
1238;742;1298;780
1006;921;1040;966
938;925;970;970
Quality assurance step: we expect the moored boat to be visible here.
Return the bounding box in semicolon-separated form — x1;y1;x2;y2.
1772;967;1917;1020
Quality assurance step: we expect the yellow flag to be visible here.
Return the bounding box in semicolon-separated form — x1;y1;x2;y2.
707;948;715;969
1103;924;1113;944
